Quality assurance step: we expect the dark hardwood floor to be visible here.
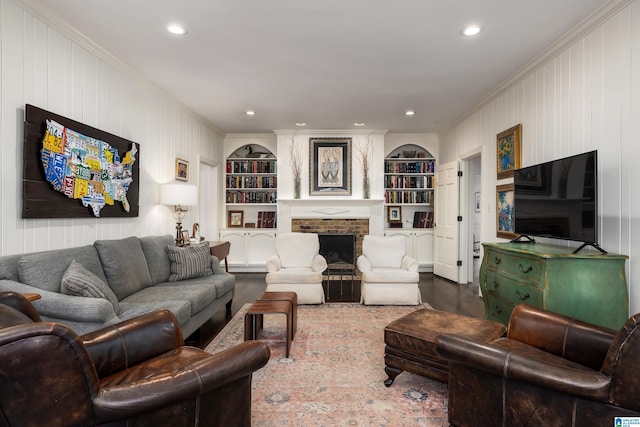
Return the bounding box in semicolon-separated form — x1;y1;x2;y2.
188;272;485;349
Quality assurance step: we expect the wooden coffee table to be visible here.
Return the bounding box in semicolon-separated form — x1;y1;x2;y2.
244;300;294;358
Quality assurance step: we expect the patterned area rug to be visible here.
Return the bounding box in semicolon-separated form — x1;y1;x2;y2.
205;303;449;426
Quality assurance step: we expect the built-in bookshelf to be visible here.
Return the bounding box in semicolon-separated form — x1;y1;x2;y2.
225;159;278;205
384;158;435;204
384;145;435;229
224;144;277;228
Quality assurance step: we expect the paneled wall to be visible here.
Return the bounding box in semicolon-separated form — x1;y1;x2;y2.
0;0;223;255
438;2;640;313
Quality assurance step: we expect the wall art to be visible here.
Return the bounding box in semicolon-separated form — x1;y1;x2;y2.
496;124;522;179
309;137;351;196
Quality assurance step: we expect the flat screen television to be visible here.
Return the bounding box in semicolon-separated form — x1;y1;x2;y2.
513;150;599;252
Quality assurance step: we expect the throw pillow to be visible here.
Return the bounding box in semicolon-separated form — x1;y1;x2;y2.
166;242;213;281
61;260;120;313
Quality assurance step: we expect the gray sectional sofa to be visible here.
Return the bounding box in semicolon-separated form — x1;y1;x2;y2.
0;235;234;337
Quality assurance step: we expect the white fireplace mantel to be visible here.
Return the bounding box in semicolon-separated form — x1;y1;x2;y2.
278;198;385;234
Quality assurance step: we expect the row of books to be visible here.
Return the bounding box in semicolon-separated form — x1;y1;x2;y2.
226;160;277;174
413;211;434;228
384;175;434;189
257;211;277;228
226;176;277;189
385;190;434;204
226;191;277;204
385;160;435;173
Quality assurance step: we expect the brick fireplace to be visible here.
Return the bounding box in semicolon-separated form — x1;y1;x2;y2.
292;218;368;259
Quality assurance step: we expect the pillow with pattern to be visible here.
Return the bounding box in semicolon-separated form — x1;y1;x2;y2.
166;242;213;281
61;259;120;313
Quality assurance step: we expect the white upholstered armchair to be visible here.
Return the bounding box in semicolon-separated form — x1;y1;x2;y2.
357;235;421;305
265;232;328;304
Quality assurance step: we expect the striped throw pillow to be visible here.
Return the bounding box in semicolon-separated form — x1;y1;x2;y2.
166;242;213;281
61;259;120;313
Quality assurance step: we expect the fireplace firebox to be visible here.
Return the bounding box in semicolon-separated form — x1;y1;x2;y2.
318;233;357;301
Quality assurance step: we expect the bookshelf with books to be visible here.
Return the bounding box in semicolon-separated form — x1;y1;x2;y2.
383;144;435;272
384;145;435;228
224;144;278;228
221;141;278;271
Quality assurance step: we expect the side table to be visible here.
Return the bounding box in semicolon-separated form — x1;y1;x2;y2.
209;241;231;272
244;300;293;358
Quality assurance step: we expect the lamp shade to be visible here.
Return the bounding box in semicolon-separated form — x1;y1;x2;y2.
160;183;198;206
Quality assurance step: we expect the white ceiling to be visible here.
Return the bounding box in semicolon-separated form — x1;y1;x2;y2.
24;0;609;134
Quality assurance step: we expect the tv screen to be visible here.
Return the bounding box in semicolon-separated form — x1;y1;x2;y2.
514;150;597;244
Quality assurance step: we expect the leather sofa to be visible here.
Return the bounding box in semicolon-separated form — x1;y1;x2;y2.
0;291;270;426
435;303;640;426
0;235;233;337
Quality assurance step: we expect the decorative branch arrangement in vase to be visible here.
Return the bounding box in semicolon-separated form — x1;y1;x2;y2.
289;136;303;199
356;135;374;199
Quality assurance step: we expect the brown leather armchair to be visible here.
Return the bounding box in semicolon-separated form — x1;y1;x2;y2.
0;291;270;426
435;303;640;427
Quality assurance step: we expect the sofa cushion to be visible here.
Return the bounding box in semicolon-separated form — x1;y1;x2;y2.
133;280;217;315
165;242;213;281
61;260;120;313
18;246;107;293
140;235;174;284
118;300;191;327
94;237;152;300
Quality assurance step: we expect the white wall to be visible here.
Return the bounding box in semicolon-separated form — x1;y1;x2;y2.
0;0;223;255
438;2;640;314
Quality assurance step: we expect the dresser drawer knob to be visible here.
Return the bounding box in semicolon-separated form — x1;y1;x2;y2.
495;305;502;313
493;280;499;289
494;257;502;265
516;290;530;300
518;264;533;273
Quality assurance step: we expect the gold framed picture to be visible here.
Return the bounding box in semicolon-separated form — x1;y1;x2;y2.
176;158;189;181
496;124;522;179
496;184;516;239
228;210;244;228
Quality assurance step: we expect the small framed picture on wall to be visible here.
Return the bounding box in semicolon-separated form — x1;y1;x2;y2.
176;158;189;181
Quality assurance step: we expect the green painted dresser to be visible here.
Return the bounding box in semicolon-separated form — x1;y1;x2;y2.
480;242;629;330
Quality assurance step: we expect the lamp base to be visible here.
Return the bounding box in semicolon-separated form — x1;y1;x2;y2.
175;221;184;245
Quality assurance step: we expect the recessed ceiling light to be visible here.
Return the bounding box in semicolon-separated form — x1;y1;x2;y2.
296;122;306;126
245;110;256;116
405;110;415;116
167;24;187;35
354;122;365;126
461;25;482;37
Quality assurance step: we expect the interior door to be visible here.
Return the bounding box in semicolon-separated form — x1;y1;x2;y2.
434;160;460;282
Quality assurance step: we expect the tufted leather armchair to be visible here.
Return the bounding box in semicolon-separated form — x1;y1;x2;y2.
435;303;640;427
0;291;270;427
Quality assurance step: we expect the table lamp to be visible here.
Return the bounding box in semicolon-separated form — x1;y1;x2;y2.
160;183;198;244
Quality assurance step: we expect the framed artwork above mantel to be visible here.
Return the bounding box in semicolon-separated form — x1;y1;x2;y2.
309;137;351;196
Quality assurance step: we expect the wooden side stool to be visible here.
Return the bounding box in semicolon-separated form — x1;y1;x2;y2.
257;291;297;339
244;300;294;358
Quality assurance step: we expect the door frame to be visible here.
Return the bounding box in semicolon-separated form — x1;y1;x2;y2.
458;146;482;285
